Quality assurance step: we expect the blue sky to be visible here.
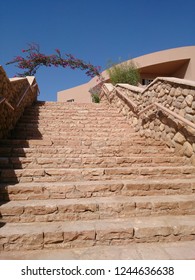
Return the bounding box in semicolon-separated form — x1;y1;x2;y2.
1;0;195;101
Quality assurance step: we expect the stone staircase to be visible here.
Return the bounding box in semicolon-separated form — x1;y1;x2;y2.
0;101;195;251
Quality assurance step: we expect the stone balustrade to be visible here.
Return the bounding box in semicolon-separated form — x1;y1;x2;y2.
100;77;195;164
0;66;39;139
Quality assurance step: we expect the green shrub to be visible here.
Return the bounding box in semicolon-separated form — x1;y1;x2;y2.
91;93;100;103
107;60;140;86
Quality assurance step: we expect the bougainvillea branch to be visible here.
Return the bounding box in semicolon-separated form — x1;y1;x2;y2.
6;43;101;78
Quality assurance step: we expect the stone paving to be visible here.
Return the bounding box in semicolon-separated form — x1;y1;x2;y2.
0;240;195;260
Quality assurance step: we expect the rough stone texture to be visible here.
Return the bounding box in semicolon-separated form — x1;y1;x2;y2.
0;66;38;139
173;132;186;145
0;100;195;253
183;142;193;157
101;78;195;163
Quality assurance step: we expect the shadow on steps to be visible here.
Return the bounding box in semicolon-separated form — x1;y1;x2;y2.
0;101;43;229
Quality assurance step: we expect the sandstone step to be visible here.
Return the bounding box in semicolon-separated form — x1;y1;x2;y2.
23;104;116;111
10;131;138;140
13;120;131;126
1;194;195;223
17;115;128;122
22;108;119;119
1;138;164;147
25;102;113;107
1;215;195;251
19;114;123;121
20;113;122;118
0;147;172;159
1;178;195;201
1;166;195;183
10;129;135;138
0;155;188;169
22;110;120;118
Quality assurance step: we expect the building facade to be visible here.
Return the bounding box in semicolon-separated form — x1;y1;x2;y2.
57;46;195;103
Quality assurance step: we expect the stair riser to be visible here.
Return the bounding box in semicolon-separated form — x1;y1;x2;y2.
0;139;165;148
13;125;132;131
0;181;194;201
22;110;119;115
0;157;188;169
16;119;128;124
1;225;195;251
10;132;135;139
10;132;138;139
0;147;171;157
1;168;195;183
1;200;195;223
14;118;130;123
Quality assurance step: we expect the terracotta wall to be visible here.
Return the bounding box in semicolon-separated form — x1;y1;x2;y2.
58;82;92;103
0;66;38;139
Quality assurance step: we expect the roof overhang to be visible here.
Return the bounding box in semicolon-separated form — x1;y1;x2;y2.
139;59;190;76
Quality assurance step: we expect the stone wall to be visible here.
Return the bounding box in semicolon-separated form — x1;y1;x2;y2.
0;66;39;139
100;77;195;164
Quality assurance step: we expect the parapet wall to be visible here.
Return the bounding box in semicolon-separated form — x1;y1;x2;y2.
0;66;39;139
100;77;195;164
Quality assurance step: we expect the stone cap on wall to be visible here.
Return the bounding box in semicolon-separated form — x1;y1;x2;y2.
144;77;195;92
116;83;144;93
9;76;37;87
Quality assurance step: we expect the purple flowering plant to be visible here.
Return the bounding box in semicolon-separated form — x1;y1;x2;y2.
6;43;102;79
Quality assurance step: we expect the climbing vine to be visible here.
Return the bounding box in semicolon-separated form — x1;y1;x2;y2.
6;43;101;78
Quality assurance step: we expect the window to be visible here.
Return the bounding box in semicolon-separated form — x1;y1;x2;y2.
67;99;74;102
142;79;153;86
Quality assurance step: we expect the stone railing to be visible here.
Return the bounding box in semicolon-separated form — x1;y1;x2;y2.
100;77;195;164
0;66;39;139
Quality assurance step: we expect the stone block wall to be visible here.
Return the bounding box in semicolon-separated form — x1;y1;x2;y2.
100;77;195;164
0;66;39;139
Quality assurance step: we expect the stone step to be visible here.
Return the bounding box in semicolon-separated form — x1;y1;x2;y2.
24;105;116;112
26;101;111;106
0;146;172;157
0;138;165;147
1;215;195;251
1;178;194;201
1;194;195;223
16;113;127;119
10;129;135;137
0;155;188;169
14;120;131;127
17;115;128;122
20;114;123;120
12;125;131;131
1;166;195;183
11;128;133;136
22;111;121;118
10;131;138;139
25;102;114;108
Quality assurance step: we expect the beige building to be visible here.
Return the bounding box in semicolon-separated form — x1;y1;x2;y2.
57;46;195;103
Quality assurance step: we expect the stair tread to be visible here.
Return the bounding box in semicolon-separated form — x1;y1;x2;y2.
1;177;195;187
2;165;195;176
1;194;195;208
1;215;195;235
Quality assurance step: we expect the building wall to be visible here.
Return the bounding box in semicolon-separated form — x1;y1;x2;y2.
57;46;195;103
57;83;92;103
